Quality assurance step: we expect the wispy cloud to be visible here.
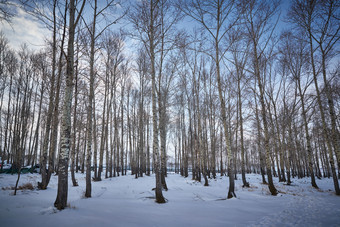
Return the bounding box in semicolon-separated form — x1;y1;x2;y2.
0;6;49;51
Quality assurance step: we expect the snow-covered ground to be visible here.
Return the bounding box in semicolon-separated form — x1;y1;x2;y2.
0;172;339;226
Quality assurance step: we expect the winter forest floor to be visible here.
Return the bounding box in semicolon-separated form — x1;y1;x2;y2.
0;172;339;227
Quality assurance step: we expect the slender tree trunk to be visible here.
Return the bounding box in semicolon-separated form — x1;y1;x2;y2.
93;100;98;180
120;86;125;176
2;69;13;171
85;0;99;198
309;36;340;195
71;37;79;186
159;94;168;190
97;61;109;181
55;0;85;210
38;0;57;190
297;79;318;188
253;45;277;195
215;53;235;198
237;69;249;187
321;49;340;194
148;0;166;203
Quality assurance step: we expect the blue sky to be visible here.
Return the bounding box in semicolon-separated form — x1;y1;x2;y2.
0;0;291;52
0;5;48;51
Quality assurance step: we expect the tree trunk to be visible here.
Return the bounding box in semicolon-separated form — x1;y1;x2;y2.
55;0;85;210
38;0;57;190
253;45;277;195
309;36;340;195
237;67;249;187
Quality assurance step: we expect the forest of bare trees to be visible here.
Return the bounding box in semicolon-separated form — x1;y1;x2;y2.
0;0;339;209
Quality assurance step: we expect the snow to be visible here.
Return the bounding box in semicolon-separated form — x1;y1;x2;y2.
0;172;339;226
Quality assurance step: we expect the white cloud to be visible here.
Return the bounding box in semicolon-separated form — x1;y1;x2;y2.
0;6;49;51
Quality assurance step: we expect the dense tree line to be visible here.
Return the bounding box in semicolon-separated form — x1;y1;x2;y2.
0;0;339;208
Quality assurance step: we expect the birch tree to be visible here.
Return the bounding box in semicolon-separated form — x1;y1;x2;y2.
288;0;340;195
54;0;85;210
241;0;280;196
82;0;124;197
128;0;167;203
280;31;318;188
180;0;239;198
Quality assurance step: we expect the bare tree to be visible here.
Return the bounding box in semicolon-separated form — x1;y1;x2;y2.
229;29;250;187
280;31;318;188
288;0;340;195
54;0;85;210
241;0;280;196
180;0;239;198
38;0;58;190
81;0;124;197
0;0;15;24
128;0;168;203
